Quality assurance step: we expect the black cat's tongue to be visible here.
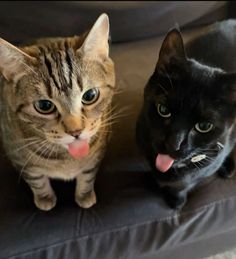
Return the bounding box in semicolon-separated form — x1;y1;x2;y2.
155;154;175;173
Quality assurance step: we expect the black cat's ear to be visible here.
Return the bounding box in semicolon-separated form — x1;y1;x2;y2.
156;29;186;71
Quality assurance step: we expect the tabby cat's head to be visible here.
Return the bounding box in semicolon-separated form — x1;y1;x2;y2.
0;14;115;156
143;29;236;168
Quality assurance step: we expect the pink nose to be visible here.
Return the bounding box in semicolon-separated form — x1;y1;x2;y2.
67;130;82;139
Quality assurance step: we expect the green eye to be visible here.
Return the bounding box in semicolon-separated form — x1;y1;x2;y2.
82;88;100;105
195;122;213;133
157;104;171;118
34;100;56;114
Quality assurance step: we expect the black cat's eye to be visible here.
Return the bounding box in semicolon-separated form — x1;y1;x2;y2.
157;104;171;118
195;122;213;133
34;100;56;115
82;88;100;105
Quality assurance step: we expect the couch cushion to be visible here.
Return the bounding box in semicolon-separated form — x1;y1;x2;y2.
1;26;236;259
0;1;227;44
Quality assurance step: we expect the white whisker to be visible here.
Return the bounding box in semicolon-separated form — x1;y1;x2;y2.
18;140;48;183
5;139;42;157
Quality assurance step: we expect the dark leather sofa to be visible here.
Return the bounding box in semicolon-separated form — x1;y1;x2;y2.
1;2;236;259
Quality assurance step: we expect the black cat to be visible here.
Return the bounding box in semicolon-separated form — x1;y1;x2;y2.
136;20;236;209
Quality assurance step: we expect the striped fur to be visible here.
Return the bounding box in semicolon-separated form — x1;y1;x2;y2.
0;14;115;210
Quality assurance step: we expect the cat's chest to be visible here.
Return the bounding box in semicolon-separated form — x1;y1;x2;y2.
36;152;100;180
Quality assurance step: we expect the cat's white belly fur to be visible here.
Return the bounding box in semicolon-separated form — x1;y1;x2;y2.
5;132;104;181
22;151;100;181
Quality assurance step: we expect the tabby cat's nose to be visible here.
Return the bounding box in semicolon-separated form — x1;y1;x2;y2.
67;129;82;139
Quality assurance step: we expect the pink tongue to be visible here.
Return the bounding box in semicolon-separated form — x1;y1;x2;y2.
155;154;175;173
68;140;89;159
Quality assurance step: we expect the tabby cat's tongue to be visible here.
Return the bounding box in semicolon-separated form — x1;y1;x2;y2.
68;140;89;159
155;154;175;173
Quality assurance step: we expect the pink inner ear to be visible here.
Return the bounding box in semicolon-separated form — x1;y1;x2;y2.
68;140;90;159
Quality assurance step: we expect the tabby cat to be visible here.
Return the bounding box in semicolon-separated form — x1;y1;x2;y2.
0;14;115;211
136;20;236;209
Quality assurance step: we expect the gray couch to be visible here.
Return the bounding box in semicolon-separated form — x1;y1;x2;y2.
1;2;236;259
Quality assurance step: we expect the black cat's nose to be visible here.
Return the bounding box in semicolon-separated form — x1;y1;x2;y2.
165;133;186;152
165;141;181;152
67;129;82;139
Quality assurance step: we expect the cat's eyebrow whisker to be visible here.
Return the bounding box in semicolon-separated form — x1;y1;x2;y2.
158;84;168;95
163;67;174;89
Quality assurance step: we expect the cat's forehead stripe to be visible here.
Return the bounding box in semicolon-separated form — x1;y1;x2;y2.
39;45;78;96
42;51;60;94
64;42;73;90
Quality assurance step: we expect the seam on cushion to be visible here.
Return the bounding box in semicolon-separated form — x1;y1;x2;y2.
4;195;236;259
151;226;236;258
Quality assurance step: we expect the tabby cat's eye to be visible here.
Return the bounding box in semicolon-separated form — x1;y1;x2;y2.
157;104;171;118
195;122;213;133
34;100;56;114
82;88;100;105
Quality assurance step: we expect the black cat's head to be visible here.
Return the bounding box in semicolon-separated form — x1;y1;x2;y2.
143;29;236;172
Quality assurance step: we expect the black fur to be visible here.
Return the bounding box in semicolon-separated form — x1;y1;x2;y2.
136;20;236;210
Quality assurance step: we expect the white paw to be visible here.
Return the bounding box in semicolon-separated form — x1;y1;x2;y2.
34;193;57;211
75;190;97;209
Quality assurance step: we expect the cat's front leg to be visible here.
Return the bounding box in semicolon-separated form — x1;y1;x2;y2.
23;172;57;211
75;167;98;209
161;186;187;210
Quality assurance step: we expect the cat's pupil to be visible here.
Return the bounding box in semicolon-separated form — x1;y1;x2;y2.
199;122;211;130
34;100;55;114
82;88;99;105
38;100;53;111
157;103;171;118
195;122;213;133
160;105;169;115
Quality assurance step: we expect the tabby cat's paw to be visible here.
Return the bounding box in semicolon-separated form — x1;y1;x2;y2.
75;190;97;209
34;193;57;211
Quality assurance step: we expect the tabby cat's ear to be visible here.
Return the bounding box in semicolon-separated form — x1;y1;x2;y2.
0;38;37;81
156;29;186;71
78;13;110;59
